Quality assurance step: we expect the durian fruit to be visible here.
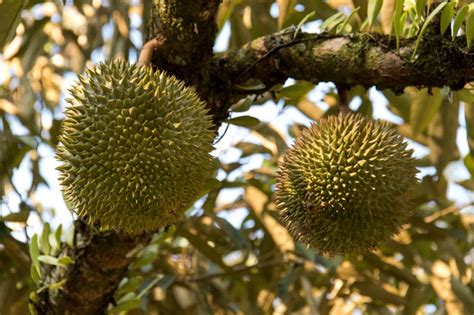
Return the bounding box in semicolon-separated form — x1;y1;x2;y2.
57;59;215;234
275;113;417;255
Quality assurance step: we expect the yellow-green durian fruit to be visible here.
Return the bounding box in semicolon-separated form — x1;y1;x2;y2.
276;113;417;255
57;59;215;234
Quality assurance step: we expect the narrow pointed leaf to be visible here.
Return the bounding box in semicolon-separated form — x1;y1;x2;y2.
225;116;260;127
368;0;383;28
452;5;469;39
0;0;28;49
440;2;456;35
412;1;448;59
466;11;474;48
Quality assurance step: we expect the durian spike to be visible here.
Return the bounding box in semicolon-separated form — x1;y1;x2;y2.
275;113;418;256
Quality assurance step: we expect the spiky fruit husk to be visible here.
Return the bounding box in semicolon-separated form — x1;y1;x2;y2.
275;114;417;255
57;59;215;234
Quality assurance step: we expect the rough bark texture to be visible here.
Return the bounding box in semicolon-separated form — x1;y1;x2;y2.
34;0;474;313
146;0;221;96
208;30;474;123
34;221;151;314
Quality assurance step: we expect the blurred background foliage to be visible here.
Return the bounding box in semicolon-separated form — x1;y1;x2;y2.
1;0;474;314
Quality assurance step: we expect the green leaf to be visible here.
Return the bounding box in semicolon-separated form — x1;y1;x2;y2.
65;224;75;248
452;5;469;39
37;255;60;266
410;88;443;135
151;225;176;245
213;216;251;250
224;116;260;127
48;280;66;290
231;97;253;112
54;224;62;251
30;265;41;285
321;12;346;32
17;135;38;148
457;89;474;103
137;276;162;299
440;2;456;35
416;0;425;17
279;81;314;100
29;234;40;265
37;255;73;266
407;20;420;37
459;178;474;190
49;233;59;255
252;124;289;155
412;1;448;59
464;154;474;175
57;256;74;266
40;222;51;255
0;0;29;50
294;11;316;38
110;298;141;313
0;210;29;222
367;0;383;28
466;11;474;48
116;277;144;296
201;177;221;194
336;7;360;34
132;251;157;270
393;0;405;50
178;228;231;272
234;82;266;91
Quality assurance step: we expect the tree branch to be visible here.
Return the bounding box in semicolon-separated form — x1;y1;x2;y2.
146;0;222;94
33;221;151;314
208;29;474;123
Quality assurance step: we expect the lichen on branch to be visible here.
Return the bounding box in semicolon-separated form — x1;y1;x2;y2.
208;29;474;123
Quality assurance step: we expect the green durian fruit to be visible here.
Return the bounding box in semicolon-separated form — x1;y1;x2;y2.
57;59;215;234
275;113;417;255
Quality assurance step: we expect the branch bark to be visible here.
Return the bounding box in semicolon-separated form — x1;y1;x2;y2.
208;29;474;122
146;0;221;94
33;221;151;314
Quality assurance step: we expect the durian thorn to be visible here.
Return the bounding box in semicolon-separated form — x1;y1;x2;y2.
137;38;161;67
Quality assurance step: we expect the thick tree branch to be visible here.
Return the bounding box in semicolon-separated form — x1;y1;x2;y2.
33;221;151;314
146;0;221;94
208;29;474;123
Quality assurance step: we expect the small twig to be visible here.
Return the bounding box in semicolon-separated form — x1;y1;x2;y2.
213;121;230;144
185;258;287;282
424;204;463;223
137;38;160;67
